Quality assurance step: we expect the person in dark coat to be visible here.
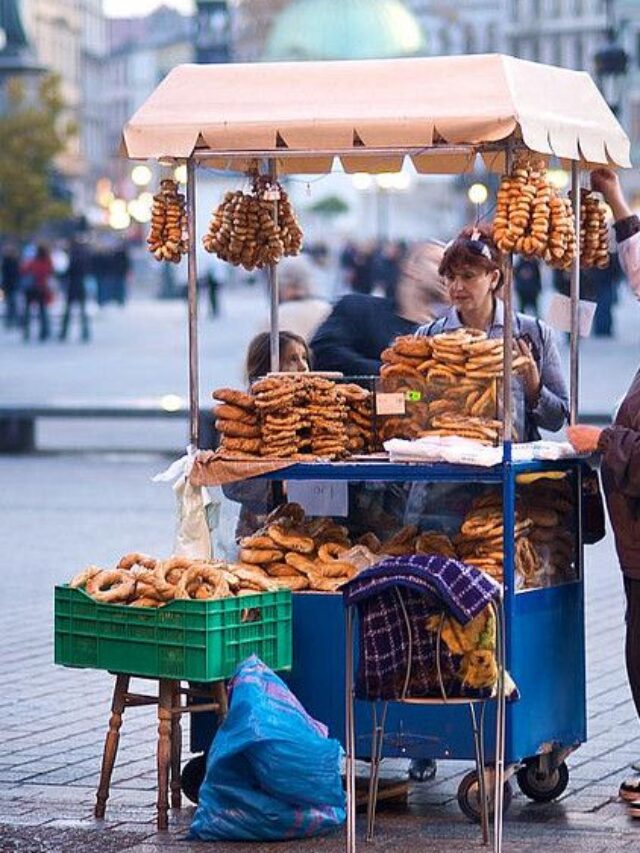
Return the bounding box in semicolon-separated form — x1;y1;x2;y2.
59;238;90;342
567;376;640;815
514;256;542;316
311;241;447;375
1;243;20;328
21;244;54;342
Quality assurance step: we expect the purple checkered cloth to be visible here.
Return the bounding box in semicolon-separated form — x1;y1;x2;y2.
341;555;501;701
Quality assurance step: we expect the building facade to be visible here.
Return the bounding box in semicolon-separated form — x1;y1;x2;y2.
407;1;504;56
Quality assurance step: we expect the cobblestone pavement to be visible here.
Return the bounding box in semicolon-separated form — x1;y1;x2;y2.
1;282;640;849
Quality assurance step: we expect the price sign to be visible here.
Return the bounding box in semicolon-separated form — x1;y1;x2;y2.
375;392;406;415
286;480;349;517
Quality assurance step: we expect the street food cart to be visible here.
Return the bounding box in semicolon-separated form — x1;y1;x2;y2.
121;53;630;848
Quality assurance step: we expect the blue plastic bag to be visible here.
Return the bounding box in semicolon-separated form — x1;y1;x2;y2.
189;655;346;841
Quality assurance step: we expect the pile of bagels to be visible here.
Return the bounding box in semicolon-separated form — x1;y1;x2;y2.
378;330;528;444
212;377;374;460
579;188;610;269
68;553;281;607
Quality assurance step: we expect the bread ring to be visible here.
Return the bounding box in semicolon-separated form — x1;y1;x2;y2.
212;388;255;410
222;436;262;453
314;559;356;579
69;565;103;589
267;524;315;554
239;547;284;564
118;552;157;571
135;569;175;601
265;561;305;578
393;335;432;357
228;563;277;591
284;552;317;578
270;575;310;591
86;570;136;603
317;542;349;562
266;502;305;526
129;597;163;607
239;534;277;550
174;565;231;600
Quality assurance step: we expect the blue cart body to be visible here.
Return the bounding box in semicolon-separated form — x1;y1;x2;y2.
192;458;586;767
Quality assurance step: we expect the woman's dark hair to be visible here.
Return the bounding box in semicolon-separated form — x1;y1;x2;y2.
438;224;504;284
245;331;311;384
35;244;50;260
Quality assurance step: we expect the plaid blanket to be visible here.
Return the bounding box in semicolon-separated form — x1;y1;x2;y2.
341;556;501;701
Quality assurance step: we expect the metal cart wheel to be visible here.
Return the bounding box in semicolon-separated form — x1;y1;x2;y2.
180;753;206;804
457;769;512;823
516;759;569;803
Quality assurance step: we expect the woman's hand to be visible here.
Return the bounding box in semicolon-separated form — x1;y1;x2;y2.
590;168;632;221
516;338;541;406
567;425;602;453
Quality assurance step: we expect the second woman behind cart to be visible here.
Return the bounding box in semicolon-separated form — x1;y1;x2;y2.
416;225;569;440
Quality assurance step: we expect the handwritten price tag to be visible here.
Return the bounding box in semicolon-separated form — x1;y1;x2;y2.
375;392;406;415
286;480;349;517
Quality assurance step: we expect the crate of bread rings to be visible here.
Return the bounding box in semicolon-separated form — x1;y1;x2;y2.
54;552;292;681
376;330;530;446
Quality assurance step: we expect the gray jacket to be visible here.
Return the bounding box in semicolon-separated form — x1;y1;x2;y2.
416;300;568;440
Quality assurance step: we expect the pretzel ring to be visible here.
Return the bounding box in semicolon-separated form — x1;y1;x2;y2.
284;553;317;578
118;552;157;571
86;570;136;603
239;547;284;564
314;559;356;579
69;565;103;589
135;570;176;601
129;596;163;608
267;524;315;554
239;534;277;550
317;542;349;562
174;565;230;600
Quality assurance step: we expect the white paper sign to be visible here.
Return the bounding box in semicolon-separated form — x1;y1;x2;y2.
376;392;406;415
286;480;349;517
545;293;596;338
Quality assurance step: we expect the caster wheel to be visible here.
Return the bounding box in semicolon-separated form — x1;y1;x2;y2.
408;758;437;782
516;759;569;802
180;753;206;804
457;770;512;824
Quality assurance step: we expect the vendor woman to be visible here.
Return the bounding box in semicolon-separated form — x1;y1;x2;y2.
416;224;569;440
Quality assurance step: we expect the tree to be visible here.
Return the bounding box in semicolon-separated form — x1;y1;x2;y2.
0;74;76;240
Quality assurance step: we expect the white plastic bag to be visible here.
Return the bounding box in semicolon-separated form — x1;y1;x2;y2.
153;451;213;560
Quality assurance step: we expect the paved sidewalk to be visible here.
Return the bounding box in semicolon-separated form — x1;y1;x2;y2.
1;455;640;851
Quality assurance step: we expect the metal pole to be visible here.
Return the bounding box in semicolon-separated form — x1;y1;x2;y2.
570;162;581;425
502;145;514;459
266;159;280;373
186;158;200;449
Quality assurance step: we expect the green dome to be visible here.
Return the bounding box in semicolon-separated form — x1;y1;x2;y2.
263;0;426;61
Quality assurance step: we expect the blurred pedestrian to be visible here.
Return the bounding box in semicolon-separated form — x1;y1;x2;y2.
21;244;54;342
1;243;20;328
582;254;623;338
311;240;446;375
111;243;131;306
59;238;90;342
259;256;331;342
370;240;406;308
514;255;542;316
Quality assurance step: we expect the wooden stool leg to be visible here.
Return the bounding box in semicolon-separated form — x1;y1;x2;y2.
156;679;173;831
212;679;228;720
170;681;182;809
95;673;130;819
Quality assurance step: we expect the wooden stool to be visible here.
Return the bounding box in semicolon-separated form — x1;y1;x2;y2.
94;673;227;830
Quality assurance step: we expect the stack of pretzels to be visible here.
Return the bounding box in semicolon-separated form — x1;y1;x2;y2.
202;177;303;271
68;552;281;607
492;155;577;269
454;495;536;584
147;179;188;263
579;188;610;269
378;330;528;444
213;376;371;460
520;478;575;583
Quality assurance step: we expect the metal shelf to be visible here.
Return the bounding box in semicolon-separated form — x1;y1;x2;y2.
258;457;582;483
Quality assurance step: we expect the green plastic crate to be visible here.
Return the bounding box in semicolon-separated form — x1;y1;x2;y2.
54;585;292;681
